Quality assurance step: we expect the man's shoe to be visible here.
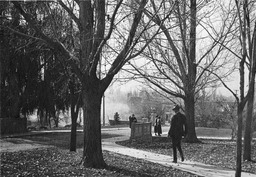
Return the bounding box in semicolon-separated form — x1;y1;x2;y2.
172;160;177;163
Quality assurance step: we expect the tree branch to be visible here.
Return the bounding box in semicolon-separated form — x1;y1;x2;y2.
143;1;187;83
5;26;45;42
107;0;148;76
129;61;185;99
59;0;82;30
198;65;239;101
12;1;83;81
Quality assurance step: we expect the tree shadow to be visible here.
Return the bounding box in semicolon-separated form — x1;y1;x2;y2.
18;132;122;150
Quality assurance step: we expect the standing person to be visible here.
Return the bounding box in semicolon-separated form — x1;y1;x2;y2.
154;115;162;136
129;115;132;128
129;114;137;128
168;105;187;163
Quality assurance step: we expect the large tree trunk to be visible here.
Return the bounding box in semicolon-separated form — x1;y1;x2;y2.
9;73;20;118
0;16;3;118
244;23;256;161
81;78;106;168
183;0;199;143
235;104;243;177
70;109;78;152
54;111;60;128
184;93;199;142
70;81;79;152
0;48;1;118
243;77;255;161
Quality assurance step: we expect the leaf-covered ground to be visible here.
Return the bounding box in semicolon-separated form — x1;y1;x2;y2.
117;137;256;174
1;132;255;176
1;147;198;177
1;132;198;177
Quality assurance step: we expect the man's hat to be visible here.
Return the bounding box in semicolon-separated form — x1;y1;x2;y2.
172;105;180;110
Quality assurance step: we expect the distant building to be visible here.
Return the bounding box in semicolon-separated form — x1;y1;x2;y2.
127;89;175;124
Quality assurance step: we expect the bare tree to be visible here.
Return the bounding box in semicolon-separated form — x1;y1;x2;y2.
11;0;166;167
203;1;256;175
128;0;236;142
241;3;256;163
233;0;256;176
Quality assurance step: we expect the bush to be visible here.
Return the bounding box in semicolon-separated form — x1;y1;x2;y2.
114;112;120;124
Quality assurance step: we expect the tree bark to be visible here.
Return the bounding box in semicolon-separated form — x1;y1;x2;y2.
235;1;247;176
81;77;106;168
184;93;199;142
70;80;79;152
78;0;105;167
243;74;255;161
243;22;256;161
182;0;199;143
0;44;2;118
9;73;20;118
243;83;254;161
235;104;243;177
70;109;78;152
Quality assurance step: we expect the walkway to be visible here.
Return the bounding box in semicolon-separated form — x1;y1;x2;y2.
1;127;256;177
101;127;256;177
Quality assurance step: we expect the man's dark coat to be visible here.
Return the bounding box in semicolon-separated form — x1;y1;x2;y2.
168;112;187;139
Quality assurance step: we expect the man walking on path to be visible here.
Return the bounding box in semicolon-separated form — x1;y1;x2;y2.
168;105;187;163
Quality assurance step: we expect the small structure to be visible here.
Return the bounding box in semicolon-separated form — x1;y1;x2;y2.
130;122;152;142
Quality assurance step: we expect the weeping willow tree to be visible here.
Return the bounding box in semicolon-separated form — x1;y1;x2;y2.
1;2;80;136
1;2;42;118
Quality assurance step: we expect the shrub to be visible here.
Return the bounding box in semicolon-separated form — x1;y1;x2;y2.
114;112;120;124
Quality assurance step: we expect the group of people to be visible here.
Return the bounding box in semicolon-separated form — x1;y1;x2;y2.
155;105;187;163
129;105;187;163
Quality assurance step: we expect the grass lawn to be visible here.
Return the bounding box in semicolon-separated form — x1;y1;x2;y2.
196;127;232;137
15;132;122;149
195;127;256;138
